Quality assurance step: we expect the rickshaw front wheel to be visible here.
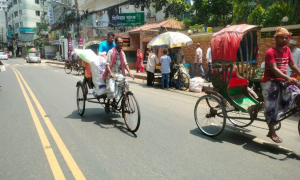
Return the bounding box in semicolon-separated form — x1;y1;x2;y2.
194;95;226;137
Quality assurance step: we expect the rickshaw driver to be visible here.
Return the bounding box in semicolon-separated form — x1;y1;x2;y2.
263;27;300;143
102;37;135;113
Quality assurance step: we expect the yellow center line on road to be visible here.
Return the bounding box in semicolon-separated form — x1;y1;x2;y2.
12;67;86;180
11;67;66;180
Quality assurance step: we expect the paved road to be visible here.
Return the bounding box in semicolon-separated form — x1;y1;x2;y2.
1;58;300;180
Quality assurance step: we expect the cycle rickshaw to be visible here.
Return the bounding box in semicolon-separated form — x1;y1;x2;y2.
194;24;300;137
75;45;141;133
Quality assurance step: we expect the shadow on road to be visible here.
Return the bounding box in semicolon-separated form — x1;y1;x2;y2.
65;108;137;138
190;127;300;161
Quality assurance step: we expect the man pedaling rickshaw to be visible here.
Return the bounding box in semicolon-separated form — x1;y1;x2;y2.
102;36;135;113
262;27;300;143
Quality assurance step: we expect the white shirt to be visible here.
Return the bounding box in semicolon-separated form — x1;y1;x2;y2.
206;47;212;63
287;47;300;76
194;47;202;63
175;49;185;64
146;53;159;73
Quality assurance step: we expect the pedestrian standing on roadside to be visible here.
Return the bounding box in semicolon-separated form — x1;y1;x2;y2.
191;43;205;78
206;44;212;82
287;39;300;76
160;49;171;89
174;47;185;64
19;51;21;57
146;48;159;86
136;49;144;73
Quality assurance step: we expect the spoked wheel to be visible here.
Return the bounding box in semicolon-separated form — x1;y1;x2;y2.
122;92;141;132
194;95;226;137
227;110;254;127
77;84;86;116
274;121;281;131
171;73;190;91
298;120;300;135
179;73;190;90
64;63;72;74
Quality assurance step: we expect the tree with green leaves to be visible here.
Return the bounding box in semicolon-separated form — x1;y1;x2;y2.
33;23;50;50
151;0;190;19
247;5;264;26
263;2;292;27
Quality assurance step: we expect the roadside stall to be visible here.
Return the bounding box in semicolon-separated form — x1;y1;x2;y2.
147;32;193;90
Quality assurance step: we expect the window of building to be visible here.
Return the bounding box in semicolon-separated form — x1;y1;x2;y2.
14;11;18;17
44;12;47;16
36;22;41;27
18;0;21;3
19;10;22;15
35;0;39;4
2;7;5;11
36;11;40;16
13;0;17;5
20;22;23;27
15;23;19;28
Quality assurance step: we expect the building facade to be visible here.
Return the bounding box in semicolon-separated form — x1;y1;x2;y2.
0;0;8;48
7;0;47;55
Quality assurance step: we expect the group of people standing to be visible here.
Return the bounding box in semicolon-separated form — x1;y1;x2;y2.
143;47;186;89
140;44;212;89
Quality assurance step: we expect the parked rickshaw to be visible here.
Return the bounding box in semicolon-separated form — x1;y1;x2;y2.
194;24;300;137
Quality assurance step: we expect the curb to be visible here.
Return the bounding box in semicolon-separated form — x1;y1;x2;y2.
45;61;65;66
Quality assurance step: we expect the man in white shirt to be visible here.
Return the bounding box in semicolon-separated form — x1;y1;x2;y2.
287;39;300;76
174;47;185;64
191;43;205;78
146;48;160;86
206;45;212;81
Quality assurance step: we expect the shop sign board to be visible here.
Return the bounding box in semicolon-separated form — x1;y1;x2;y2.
68;38;73;59
123;38;130;47
19;27;35;34
79;38;83;46
93;12;144;27
50;40;61;45
48;6;54;25
49;31;55;41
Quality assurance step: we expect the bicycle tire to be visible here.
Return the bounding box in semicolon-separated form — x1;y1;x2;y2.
77;84;86;116
64;63;72;74
298;119;300;135
194;95;226;137
179;72;190;90
122;92;141;132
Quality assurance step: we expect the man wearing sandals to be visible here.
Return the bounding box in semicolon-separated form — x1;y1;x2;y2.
263;27;300;143
103;37;134;113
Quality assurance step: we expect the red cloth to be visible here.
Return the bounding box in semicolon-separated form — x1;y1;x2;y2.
263;46;293;82
102;47;125;80
136;52;144;72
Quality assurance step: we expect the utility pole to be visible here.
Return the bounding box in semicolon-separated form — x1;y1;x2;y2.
1;28;3;49
75;0;81;49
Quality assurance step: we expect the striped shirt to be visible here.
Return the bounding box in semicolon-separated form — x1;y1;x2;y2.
160;55;171;74
263;46;293;82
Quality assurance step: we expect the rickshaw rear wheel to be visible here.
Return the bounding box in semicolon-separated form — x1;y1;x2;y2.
298;120;300;136
227;110;254;127
274;121;281;131
77;84;86;116
194;95;226;137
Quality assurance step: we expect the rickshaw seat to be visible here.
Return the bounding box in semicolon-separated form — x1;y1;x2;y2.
228;71;248;87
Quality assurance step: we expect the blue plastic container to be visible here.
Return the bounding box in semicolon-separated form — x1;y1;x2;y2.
184;63;191;69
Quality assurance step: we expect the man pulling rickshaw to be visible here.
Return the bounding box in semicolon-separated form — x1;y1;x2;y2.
262;27;300;143
194;24;300;141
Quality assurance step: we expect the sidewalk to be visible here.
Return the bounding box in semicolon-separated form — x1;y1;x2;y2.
43;59;213;92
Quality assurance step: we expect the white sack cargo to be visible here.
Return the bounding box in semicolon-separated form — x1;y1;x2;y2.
91;55;107;95
74;49;98;64
189;77;204;93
